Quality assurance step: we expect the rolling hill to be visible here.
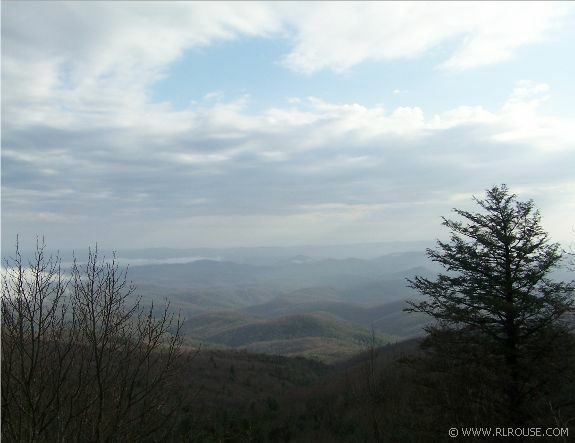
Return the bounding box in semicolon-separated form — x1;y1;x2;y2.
129;250;435;361
181;311;396;363
244;296;429;338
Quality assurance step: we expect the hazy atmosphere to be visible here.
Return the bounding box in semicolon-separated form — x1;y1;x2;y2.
2;1;575;251
3;3;575;442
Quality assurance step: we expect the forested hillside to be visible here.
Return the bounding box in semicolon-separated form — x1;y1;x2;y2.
3;189;574;442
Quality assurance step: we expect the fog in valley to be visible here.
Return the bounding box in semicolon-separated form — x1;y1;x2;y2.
2;2;574;441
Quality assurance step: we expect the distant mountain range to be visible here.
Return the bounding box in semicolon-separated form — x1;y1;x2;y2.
28;242;574;361
6;240;434;266
125;251;438;315
122;250;438;362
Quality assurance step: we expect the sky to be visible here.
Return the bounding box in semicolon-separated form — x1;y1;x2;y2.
2;1;575;251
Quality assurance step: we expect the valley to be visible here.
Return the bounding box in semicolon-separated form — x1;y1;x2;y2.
126;248;434;363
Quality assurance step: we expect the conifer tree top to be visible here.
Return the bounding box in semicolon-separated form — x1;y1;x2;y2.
407;184;574;337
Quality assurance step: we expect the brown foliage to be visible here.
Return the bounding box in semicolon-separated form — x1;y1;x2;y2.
1;240;184;442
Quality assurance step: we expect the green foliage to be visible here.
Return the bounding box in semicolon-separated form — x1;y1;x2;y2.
5;203;572;442
182;311;395;363
407;185;575;426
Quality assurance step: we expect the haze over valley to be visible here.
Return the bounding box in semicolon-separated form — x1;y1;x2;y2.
2;2;575;441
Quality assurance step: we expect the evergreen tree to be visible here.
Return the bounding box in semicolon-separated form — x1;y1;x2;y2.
407;185;574;426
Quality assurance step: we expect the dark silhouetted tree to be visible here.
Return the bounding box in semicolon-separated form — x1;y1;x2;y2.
1;239;184;442
407;185;574;427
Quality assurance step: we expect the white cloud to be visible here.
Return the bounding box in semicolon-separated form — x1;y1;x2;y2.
203;91;226;102
2;2;575;248
508;80;551;104
4;78;574;246
279;2;573;73
2;2;281;130
439;3;570;70
173;153;230;165
429;106;496;130
496;81;575;150
3;1;572;122
2;2;572;135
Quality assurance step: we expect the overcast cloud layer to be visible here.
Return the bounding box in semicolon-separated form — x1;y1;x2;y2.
2;2;575;250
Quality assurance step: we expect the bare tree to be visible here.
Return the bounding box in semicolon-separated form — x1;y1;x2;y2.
358;329;384;443
1;239;184;442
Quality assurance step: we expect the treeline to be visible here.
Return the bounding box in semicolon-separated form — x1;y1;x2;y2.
2;185;574;442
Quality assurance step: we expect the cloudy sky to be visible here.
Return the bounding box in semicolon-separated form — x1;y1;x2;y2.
2;1;575;251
